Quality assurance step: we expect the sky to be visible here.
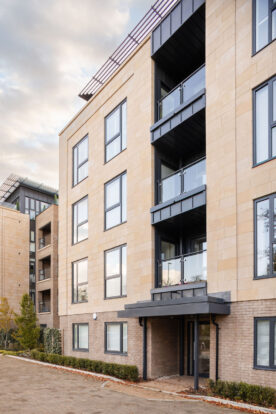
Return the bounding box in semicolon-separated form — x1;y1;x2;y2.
0;0;153;189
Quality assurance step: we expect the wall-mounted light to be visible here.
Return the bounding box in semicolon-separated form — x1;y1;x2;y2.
93;313;97;320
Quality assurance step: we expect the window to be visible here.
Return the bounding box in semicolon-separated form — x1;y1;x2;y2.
105;322;127;354
254;317;276;370
73;323;89;351
72;258;88;303
25;197;50;218
253;76;276;165
254;193;276;278
253;0;276;53
105;245;127;298
105;100;126;162
104;172;126;230
73;135;89;186
72;196;88;244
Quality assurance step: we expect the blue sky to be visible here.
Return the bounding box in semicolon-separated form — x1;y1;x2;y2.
0;0;153;188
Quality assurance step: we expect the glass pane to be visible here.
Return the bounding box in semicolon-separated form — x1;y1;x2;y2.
78;137;88;164
274;322;276;365
199;324;210;376
77;198;88;224
273;81;276;122
273;244;276;273
106;178;120;209
30;210;35;220
123;323;127;353
184;159;206;193
36;200;40;213
272;9;276;41
78;284;88;302
159;87;181;119
121;173;127;222
73;263;78;302
272;127;276;158
106;249;120;277
78;259;88;283
257;320;269;366
255;85;269;163
30;231;35;242
78;324;88;349
161;172;181;203
122;246;127;296
183;66;205;103
73;146;78;185
73;204;78;244
78;161;88;182
30;242;35;253
106;108;120;142
106;277;121;297
255;0;269;51
274;198;276;238
106;137;120;162
184;251;207;283
73;325;78;349
30;199;35;209
106;206;120;229
106;324;120;352
161;257;181;286
256;199;270;277
121;102;127;150
161;164;175;180
25;197;28;209
161;241;176;260
78;222;88;242
41;202;49;211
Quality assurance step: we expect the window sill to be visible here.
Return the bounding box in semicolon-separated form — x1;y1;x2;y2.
104;221;127;232
104;351;127;356
252;156;276;168
253;366;276;371
72;349;89;353
104;295;127;300
72;175;88;189
252;38;276;57
254;274;276;280
72;237;88;247
71;300;88;304
104;147;127;165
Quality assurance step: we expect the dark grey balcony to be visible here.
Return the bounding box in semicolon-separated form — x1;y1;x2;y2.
39;302;50;313
158;250;207;288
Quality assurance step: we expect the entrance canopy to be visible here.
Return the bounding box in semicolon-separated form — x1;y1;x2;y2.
118;295;230;318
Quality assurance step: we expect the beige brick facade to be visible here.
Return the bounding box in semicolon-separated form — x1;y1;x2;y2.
36;204;59;328
59;0;276;386
0;205;29;313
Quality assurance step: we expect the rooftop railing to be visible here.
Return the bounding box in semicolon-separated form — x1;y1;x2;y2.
159;250;207;287
158;157;206;204
158;64;205;120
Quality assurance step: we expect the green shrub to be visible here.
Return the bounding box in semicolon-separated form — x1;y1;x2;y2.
207;379;276;408
43;328;62;355
30;351;139;381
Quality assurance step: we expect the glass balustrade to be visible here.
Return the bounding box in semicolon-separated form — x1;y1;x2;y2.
159;158;206;203
158;64;205;120
160;250;207;287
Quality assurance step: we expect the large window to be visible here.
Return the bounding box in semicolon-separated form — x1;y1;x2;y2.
254;317;276;370
25;197;50;219
73;323;89;351
253;0;276;53
105;245;127;298
105;100;126;162
72;196;88;244
253;76;276;165
73;135;88;186
254;193;276;278
104;172;127;230
105;322;127;354
72;258;88;303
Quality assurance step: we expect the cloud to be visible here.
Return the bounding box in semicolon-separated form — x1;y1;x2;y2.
0;0;152;188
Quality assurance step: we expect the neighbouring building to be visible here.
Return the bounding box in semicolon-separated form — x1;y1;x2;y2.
0;175;58;305
0;202;29;313
36;204;59;328
59;0;276;388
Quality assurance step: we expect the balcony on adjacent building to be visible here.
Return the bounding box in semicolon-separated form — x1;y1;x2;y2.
38;289;51;313
38;222;51;250
38;255;51;281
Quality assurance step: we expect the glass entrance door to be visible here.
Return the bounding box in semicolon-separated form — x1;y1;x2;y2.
187;321;210;377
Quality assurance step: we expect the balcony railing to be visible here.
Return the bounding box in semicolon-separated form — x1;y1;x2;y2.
39;238;46;249
158;158;206;204
159;250;207;287
158;64;205;120
39;302;50;313
39;269;50;281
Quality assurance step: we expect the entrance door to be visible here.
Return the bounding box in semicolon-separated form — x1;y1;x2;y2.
187;321;210;377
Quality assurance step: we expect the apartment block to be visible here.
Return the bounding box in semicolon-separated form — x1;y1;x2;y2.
36;204;59;328
59;0;276;388
0;203;29;313
0;175;58;305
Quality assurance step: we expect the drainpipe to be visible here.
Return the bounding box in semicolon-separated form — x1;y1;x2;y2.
211;316;219;381
139;317;147;380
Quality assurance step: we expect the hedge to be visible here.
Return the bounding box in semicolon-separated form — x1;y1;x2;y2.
30;350;139;382
208;379;276;408
0;350;25;356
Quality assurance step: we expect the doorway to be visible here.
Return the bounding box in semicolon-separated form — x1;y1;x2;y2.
187;321;210;377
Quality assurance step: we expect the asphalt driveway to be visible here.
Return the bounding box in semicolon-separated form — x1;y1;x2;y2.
0;355;238;414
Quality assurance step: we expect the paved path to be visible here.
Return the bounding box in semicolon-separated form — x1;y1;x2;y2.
0;355;237;414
